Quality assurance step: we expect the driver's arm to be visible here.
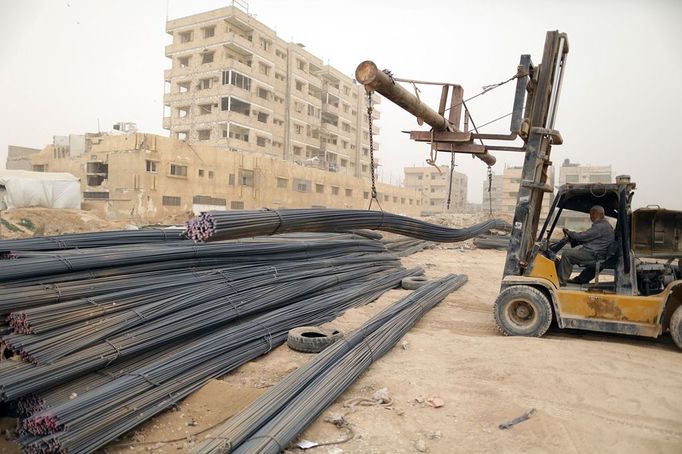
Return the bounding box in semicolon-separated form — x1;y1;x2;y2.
568;225;601;243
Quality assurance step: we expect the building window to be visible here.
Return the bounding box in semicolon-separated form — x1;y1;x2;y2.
162;196;181;206
256;136;268;147
331;186;339;196
276;177;288;189
178;81;191;93
340;159;347;167
83;191;109;200
295;80;305;92
363;191;369;200
294;124;304;135
179;31;192;43
401;198;406;204
384;195;389;202
228;174;235;185
275;72;286;81
294;179;310;193
258;62;271;76
178;56;191;68
239;169;255;187
170;164;188;177
202;26;215;38
257;112;269;123
316;184;324;194
201;51;214;64
257;87;271;100
145;160;158;173
296;59;306;71
393;196;398;203
223;70;251;91
230;201;244;210
259;37;271;51
208;171;214;179
345;189;353;197
293;146;302;156
361;164;368;173
199;104;212;115
198;129;211;140
198;78;212;90
177;131;189;141
198;169;205;177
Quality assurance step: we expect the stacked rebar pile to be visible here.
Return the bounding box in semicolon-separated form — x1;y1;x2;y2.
0;228;187;256
193;274;467;454
185;208;509;243
0;227;439;453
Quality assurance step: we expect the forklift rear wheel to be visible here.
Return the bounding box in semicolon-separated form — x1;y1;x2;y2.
494;285;552;337
670;305;682;350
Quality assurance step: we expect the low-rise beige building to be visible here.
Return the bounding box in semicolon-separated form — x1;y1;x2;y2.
403;166;468;214
558;159;613;230
6;146;41;171
30;133;421;222
483;165;555;220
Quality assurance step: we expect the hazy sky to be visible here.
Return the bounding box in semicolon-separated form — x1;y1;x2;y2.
1;0;680;208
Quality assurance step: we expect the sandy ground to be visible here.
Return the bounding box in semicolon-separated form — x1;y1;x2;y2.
0;238;680;453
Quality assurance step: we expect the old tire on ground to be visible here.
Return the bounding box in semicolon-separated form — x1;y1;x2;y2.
494;285;553;337
287;326;343;353
401;276;429;290
670;305;682;351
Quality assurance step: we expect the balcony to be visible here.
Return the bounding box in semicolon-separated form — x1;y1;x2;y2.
322;102;339;115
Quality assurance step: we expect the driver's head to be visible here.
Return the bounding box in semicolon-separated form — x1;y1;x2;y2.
590;205;605;222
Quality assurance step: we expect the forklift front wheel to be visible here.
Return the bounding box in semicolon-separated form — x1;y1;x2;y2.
494;285;553;337
670;305;682;350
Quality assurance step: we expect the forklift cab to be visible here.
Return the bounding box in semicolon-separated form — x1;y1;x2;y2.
494;177;682;350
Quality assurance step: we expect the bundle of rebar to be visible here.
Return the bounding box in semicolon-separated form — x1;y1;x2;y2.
185;208;508;243
0;228;187;256
193;274;467;454
16;267;419;453
383;237;435;257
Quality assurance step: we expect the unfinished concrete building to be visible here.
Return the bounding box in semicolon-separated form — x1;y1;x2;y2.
6;146;41;171
163;5;380;179
30;133;420;222
403;166;468;214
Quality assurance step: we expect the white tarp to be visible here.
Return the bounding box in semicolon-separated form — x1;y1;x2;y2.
0;170;81;210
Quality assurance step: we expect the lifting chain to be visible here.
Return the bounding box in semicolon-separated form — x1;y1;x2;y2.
446;152;455;210
366;90;382;210
487;165;493;217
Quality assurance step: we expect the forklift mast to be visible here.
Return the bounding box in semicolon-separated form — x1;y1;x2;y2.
356;31;569;278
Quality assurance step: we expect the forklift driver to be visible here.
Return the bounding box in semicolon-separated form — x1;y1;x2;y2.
556;205;615;286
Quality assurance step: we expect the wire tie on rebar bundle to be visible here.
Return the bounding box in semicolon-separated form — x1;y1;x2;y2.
255;322;274;352
128;372;162;387
52;284;63;302
360;335;378;363
85;297;103;309
270;266;279;279
55;255;74;271
266;208;284;235
103;339;122;366
128;308;147;321
248;435;285;452
204;436;233;451
227;299;242;318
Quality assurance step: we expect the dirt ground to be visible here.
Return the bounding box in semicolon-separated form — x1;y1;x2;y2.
78;246;682;454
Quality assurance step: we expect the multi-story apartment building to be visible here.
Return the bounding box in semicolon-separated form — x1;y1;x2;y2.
30;133;420;223
403;166;468;214
557;159;613;230
163;5;380;179
484;165;554;220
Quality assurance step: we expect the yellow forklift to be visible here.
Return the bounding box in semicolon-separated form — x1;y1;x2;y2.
495;177;682;348
355;30;682;349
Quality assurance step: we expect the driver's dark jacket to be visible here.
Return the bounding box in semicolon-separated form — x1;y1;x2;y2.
568;219;614;255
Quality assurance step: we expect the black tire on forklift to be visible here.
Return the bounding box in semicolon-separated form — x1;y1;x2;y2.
670;305;682;351
494;285;553;337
